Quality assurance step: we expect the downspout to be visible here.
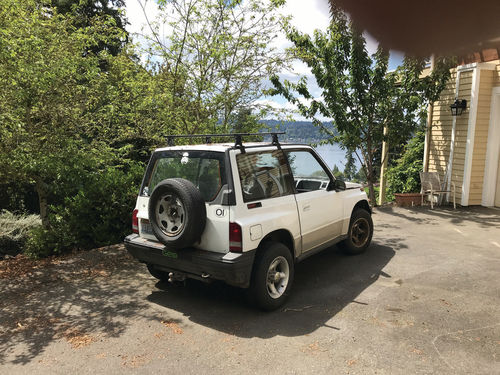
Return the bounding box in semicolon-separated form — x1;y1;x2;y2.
423;55;435;173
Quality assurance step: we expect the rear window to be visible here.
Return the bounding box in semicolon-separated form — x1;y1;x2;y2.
141;150;225;202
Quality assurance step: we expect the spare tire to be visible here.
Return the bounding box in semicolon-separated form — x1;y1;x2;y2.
148;178;206;250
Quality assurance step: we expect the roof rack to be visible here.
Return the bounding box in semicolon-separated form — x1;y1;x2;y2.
165;132;285;153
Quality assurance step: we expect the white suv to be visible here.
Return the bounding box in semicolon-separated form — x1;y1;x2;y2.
124;133;373;310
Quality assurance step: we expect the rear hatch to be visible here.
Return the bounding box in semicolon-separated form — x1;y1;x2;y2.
136;149;231;253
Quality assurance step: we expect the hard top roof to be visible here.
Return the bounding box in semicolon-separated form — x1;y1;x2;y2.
154;142;312;153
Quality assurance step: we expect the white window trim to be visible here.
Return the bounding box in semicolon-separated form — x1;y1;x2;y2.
482;87;500;206
461;63;496;206
460;68;481;206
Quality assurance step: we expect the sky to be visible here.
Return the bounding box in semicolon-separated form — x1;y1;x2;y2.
124;0;404;120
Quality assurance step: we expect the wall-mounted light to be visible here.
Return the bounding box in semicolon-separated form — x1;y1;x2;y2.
450;98;467;116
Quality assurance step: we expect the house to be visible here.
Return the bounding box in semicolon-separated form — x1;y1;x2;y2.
423;49;500;208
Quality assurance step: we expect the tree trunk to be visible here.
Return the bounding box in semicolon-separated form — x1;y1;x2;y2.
367;180;376;206
35;178;50;228
366;132;377;206
366;156;377;206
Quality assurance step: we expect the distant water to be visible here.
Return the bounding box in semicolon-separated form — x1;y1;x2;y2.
314;143;360;171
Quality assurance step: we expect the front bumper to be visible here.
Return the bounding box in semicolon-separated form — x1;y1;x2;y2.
124;234;255;288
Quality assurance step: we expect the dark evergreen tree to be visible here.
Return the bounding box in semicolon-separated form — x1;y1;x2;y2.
50;0;128;58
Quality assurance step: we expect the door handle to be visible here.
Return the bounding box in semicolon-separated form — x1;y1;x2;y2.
303;205;311;211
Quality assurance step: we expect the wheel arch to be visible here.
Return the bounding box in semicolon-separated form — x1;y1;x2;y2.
257;229;296;260
352;199;371;215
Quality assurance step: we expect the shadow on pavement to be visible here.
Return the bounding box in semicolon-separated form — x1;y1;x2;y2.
147;242;395;338
0;247;156;366
378;205;500;228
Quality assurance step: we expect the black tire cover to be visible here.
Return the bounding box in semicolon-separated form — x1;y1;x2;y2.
148;178;207;250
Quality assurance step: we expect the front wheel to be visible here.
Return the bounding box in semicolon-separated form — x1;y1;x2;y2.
340;208;373;255
249;242;294;311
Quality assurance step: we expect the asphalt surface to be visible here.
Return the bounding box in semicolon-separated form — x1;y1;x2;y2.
1;206;499;374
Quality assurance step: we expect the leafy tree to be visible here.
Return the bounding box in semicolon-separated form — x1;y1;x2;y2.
233;108;263;134
49;0;128;57
343;153;358;181
140;0;289;133
0;0;125;227
331;164;343;179
386;132;425;200
84;49;180;161
269;8;452;204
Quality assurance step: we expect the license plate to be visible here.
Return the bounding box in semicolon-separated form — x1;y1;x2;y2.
162;250;178;259
141;222;153;235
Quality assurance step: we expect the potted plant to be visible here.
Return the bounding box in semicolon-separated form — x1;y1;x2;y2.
386;132;424;207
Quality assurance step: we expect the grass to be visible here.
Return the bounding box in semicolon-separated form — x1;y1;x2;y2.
0;210;41;255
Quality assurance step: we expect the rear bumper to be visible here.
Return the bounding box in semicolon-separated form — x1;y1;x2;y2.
124;234;255;288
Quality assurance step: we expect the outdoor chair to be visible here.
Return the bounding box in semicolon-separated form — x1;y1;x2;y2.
420;172;456;209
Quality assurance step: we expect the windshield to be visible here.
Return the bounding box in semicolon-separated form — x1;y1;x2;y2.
141;150;226;202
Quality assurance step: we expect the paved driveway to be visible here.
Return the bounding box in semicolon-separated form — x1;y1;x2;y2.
1;206;499;374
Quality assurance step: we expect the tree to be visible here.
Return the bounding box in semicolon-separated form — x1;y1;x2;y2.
343;153;358;181
331;164;343;179
139;0;289;134
268;8;452;204
0;0;126;227
386;132;425;199
49;0;128;58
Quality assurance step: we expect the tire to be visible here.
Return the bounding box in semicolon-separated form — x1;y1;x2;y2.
148;178;206;250
339;208;373;255
146;264;169;281
249;242;294;311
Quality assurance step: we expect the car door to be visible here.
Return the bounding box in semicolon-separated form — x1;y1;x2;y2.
230;147;301;254
285;148;344;254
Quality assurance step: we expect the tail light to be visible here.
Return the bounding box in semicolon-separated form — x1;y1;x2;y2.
229;222;242;252
132;209;139;233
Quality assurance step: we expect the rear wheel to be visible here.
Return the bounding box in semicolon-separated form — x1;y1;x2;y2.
340;208;373;255
146;264;169;281
249;242;294;311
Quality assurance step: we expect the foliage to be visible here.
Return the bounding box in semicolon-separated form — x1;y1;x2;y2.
84;49;179;160
0;211;42;256
25;162;144;258
49;0;128;58
268;7;452;205
0;0;127;225
364;186;379;204
140;0;289;133
386;132;425;200
0;0;290;257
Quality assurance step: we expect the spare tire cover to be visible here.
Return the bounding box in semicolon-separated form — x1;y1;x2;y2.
148;178;207;250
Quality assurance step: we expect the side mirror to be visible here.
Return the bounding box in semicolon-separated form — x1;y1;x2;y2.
329;179;346;191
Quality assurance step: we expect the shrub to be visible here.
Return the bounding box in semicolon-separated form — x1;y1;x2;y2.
0;210;41;256
386;132;425;200
25;162;144;258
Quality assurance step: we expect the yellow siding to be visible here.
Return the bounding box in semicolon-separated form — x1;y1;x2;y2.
428;63;500;206
450;70;473;205
428;69;456;186
467;69;494;205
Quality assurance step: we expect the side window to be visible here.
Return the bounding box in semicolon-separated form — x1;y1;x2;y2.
236;150;294;202
286;151;331;193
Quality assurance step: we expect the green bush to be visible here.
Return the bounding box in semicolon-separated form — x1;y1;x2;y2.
0;210;41;256
25;163;144;258
386;132;425;200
